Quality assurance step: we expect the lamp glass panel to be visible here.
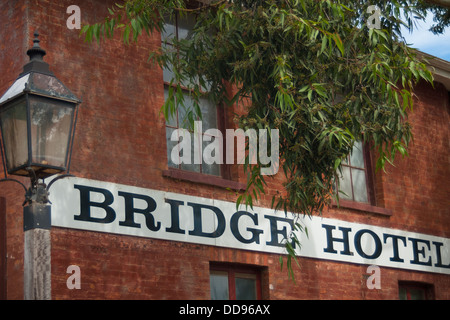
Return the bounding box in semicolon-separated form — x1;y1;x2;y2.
29;97;74;168
0;99;28;171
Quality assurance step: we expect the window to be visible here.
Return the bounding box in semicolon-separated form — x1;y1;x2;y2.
332;140;392;215
399;282;434;300
335;141;373;204
162;13;221;177
210;264;262;300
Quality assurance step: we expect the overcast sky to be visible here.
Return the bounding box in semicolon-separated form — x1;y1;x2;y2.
401;14;450;61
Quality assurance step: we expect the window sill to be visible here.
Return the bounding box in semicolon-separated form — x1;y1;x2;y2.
331;199;392;217
163;168;246;191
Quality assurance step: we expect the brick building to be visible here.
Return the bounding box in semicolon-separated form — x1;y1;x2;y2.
0;0;449;300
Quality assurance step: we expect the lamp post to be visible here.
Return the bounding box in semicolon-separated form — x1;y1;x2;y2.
0;32;80;300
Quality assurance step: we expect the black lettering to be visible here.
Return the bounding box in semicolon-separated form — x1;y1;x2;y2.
188;202;225;238
265;215;295;248
409;237;432;266
354;229;382;259
432;241;450;268
230;211;263;244
165;199;185;234
74;184;116;223
383;234;407;262
118;191;160;231
322;224;353;255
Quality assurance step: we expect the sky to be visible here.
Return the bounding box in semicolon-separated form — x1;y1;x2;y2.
401;14;450;61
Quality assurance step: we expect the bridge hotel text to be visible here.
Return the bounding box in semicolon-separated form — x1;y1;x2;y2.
51;177;450;276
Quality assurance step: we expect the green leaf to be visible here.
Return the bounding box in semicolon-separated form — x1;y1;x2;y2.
332;33;344;56
320;36;327;55
124;25;131;44
334;158;341;171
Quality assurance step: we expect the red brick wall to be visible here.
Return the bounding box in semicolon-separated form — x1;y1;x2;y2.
381;81;450;236
0;0;449;300
0;197;6;300
0;0;29;300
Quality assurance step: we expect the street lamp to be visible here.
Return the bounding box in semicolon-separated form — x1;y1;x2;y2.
0;31;80;182
0;31;80;300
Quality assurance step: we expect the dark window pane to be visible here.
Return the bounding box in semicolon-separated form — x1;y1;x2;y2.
338;166;352;200
398;283;432;300
235;273;256;300
336;140;369;203
179;132;200;173
161;15;175;42
199;96;217;130
351;168;368;203
163;14;219;176
349;140;365;168
210;271;229;300
164;88;177;127
399;287;407;300
409;288;426;300
177;14;195;40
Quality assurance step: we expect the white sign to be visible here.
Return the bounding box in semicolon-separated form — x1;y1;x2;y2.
49;177;450;275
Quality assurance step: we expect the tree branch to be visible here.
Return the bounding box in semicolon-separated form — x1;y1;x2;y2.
423;0;450;8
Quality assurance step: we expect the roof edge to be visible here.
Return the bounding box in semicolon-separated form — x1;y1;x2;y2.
418;51;450;91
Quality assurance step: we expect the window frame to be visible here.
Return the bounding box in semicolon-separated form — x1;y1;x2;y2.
332;141;392;216
398;281;435;300
335;141;374;205
163;12;223;177
209;263;262;300
161;13;245;190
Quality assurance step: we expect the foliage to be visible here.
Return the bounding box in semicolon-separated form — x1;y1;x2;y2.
416;0;450;34
82;0;439;279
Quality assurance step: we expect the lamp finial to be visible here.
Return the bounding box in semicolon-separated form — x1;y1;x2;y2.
27;30;46;61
